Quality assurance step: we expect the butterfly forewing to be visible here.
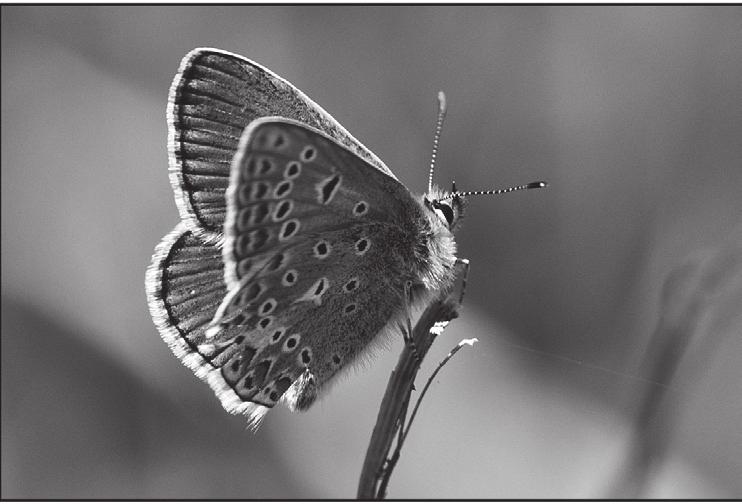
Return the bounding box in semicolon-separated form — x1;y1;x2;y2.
169;48;396;238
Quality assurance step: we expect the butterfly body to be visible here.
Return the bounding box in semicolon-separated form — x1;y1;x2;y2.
147;48;465;426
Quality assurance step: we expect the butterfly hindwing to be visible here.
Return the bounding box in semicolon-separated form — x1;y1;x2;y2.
145;222;270;422
168;48;396;238
211;223;418;413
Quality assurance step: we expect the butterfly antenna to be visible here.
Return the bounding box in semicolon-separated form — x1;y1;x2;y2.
428;91;447;193
450;181;548;199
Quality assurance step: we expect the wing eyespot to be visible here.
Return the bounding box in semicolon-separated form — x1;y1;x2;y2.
317;174;342;204
285;161;301;179
299;347;313;365
251;181;270;200
283;334;300;352
274;180;293;198
301;146;317;162
313;240;331;259
353;201;369;216
273;199;293;221
343;277;359;292
259;158;273;175
258;298;276;316
282;269;298;286
279;219;300;241
355;238;370;255
270;328;285;344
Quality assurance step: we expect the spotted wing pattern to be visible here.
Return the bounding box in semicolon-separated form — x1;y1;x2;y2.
168;48;396;239
145;223;267;419
196;120;428;421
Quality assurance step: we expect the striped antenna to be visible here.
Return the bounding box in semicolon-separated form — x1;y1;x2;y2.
427;91;447;193
443;181;548;201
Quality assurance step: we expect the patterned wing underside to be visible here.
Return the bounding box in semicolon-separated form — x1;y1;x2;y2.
146;224;416;423
168;48;396;238
198;120;425;414
145;223;270;422
220;120;421;290
205;223;415;414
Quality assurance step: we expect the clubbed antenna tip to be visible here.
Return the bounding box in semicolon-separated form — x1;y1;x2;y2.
428;91;448;193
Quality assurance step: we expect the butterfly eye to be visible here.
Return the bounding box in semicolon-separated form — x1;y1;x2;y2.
433;201;454;226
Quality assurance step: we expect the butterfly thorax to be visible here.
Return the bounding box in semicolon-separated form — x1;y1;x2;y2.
409;186;466;297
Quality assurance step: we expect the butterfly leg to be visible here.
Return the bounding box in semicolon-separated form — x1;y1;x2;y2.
399;280;422;365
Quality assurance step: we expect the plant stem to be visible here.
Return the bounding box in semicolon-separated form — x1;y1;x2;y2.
356;292;460;499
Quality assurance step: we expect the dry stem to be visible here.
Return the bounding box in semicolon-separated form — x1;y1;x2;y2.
356;291;460;499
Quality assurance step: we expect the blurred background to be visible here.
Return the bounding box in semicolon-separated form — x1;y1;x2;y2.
2;5;741;499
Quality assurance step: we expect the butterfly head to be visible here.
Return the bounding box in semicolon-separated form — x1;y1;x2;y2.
424;184;467;232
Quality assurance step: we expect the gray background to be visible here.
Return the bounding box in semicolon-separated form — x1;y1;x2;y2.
2;5;741;498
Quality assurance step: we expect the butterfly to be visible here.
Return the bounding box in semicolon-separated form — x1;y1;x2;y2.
146;48;545;427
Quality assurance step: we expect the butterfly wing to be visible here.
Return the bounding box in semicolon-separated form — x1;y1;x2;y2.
193;119;434;421
168;47;396;239
145;223;269;420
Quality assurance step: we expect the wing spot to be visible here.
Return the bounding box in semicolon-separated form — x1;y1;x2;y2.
344;303;357;315
355;238;370;255
252;360;272;386
285;161;301;179
317;174;342;204
237;208;252;230
283;334;300;352
279;219;300;241
270;328;285;343
300;347;313;365
313;240;331;259
230;358;241;372
332;354;342;366
240;282;264;305
234;335;245;345
237;258;253;277
282;269;298;286
273;199;293;221
274;180;293;198
243;158;257;179
343;277;359;292
273;134;286;148
258;316;273;329
267;253;285;271
353;201;369;216
235;234;251;257
296;277;329;305
259;158;273;175
244;374;254;389
251;181;270;200
250;228;270;251
259;298;276;316
237;184;252;205
301;146;317;161
252;202;269;224
314;278;327;295
269;391;279;402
